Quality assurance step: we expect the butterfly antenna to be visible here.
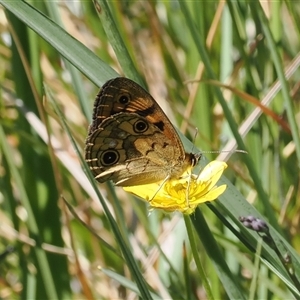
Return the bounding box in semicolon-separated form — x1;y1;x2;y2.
190;127;199;155
201;149;248;155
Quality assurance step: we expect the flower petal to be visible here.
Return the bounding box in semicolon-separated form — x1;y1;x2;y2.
197;161;227;183
193;184;227;202
123;160;228;214
124;182;161;201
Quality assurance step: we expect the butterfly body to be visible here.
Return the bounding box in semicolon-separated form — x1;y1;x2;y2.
85;77;198;186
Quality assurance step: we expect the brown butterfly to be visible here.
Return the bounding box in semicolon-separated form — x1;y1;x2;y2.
85;77;199;186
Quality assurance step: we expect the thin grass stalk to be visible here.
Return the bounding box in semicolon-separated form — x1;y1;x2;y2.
93;0;140;83
184;215;214;300
251;2;300;164
284;0;300;39
226;1;258;96
106;181;131;245
249;238;263;300
182;242;192;300
45;1;92;121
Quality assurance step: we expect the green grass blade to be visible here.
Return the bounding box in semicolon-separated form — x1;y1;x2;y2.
0;125;58;299
0;0;118;86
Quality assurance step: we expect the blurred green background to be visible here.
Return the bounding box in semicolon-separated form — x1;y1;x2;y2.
0;1;299;299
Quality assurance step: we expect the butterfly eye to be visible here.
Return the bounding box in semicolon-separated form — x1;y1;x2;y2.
133;120;148;133
118;95;129;104
101;150;119;166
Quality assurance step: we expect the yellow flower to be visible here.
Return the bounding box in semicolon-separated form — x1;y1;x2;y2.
124;161;227;214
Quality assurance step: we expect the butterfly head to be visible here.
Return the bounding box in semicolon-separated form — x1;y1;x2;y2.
191;152;201;167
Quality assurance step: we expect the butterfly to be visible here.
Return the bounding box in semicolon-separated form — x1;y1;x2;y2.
85;77;199;187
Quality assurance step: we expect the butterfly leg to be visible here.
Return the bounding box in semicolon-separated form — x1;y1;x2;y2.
148;175;171;202
185;172;192;208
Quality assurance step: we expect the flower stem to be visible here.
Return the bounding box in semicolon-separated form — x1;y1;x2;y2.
184;215;215;300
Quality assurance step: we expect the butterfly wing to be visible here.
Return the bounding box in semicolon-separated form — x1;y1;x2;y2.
89;78;185;157
85;113;184;186
85;77;194;186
